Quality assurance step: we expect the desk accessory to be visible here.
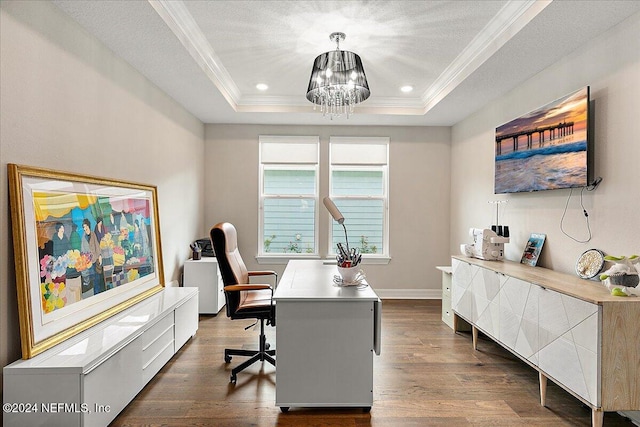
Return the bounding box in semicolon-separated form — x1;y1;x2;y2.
324;197;365;283
575;249;605;279
521;233;546;266
193;237;214;257
323;196;350;254
190;241;202;260
333;269;367;288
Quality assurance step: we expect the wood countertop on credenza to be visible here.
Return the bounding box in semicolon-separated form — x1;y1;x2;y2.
451;255;639;305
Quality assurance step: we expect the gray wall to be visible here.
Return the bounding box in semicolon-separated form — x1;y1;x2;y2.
204;124;452;298
450;11;640;275
0;0;205;391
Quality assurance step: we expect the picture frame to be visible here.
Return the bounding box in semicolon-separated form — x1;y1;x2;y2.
8;164;165;359
521;233;546;267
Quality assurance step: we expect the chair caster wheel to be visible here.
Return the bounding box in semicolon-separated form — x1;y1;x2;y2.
230;374;237;383
225;355;232;363
265;342;271;350
280;407;289;413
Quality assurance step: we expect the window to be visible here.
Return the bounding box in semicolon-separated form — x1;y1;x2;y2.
329;137;389;260
259;136;319;257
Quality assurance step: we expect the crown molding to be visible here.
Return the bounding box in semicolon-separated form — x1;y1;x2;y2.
421;0;552;113
150;0;551;116
368;97;426;109
148;0;241;109
239;95;425;109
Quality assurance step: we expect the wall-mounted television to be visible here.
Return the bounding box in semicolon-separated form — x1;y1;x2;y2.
494;86;590;194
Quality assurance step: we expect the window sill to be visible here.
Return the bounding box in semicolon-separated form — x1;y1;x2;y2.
323;256;391;265
256;254;321;265
256;254;391;265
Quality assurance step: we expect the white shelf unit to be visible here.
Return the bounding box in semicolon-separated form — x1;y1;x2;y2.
438;265;470;331
3;287;198;427
183;257;225;314
437;265;454;329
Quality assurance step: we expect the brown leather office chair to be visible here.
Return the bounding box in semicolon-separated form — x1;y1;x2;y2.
210;222;276;383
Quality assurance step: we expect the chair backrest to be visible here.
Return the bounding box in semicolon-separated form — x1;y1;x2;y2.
210;222;248;317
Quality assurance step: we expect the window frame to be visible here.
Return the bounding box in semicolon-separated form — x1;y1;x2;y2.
328;137;390;263
258;136;320;263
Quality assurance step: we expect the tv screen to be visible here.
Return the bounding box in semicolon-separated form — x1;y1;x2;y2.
495;86;590;194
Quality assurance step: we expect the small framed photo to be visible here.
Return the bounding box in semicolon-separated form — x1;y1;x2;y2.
521;233;546;267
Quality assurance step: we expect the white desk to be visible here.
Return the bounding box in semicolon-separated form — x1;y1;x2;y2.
273;260;381;412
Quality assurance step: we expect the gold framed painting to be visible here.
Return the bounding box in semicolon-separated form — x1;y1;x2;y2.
8;164;165;359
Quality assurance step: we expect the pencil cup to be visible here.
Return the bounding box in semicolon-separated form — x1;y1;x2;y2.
337;266;362;283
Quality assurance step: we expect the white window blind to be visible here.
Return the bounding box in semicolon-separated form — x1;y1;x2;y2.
330;137;389;165
260;136;319;164
259;136;319;257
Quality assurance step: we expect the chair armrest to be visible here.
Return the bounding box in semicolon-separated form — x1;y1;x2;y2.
248;270;278;287
224;284;272;292
248;270;277;277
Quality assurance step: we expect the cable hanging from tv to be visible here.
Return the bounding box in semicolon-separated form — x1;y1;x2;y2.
560;177;602;243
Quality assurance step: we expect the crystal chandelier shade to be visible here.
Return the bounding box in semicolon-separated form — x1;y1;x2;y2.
306;33;370;119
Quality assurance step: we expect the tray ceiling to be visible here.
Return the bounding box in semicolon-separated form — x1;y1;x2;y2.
52;0;640;126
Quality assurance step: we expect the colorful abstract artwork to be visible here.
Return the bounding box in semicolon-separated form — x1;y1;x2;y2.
8;164;164;358
35;191;154;313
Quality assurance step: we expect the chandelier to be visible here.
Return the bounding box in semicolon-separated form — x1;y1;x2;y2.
306;32;370;119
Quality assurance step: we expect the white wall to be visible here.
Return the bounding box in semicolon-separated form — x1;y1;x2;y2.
450;12;640;275
0;1;205;391
204;124;452;298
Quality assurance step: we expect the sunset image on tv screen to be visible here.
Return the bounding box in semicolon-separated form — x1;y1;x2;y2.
494;86;589;194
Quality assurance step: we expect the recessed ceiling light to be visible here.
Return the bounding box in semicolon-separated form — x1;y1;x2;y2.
400;85;413;93
256;83;269;91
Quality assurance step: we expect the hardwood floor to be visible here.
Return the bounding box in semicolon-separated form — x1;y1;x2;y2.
111;300;635;426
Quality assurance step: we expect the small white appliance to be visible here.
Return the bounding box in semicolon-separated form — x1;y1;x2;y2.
462;228;510;261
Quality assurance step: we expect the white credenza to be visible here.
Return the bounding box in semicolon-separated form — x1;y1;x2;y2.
183;257;225;314
3;287;198;427
451;256;640;427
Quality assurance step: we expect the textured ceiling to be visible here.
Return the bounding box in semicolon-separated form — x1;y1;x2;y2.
52;0;640;126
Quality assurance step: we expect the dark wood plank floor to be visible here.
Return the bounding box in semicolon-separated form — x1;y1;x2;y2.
111;300;635;426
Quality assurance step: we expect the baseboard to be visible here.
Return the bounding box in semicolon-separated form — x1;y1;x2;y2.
373;289;441;299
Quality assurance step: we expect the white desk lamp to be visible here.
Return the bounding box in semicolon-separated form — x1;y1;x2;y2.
323;197;350;256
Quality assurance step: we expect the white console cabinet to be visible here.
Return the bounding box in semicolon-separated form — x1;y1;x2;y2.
3;287;198;427
183;258;225;314
451;256;640;427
